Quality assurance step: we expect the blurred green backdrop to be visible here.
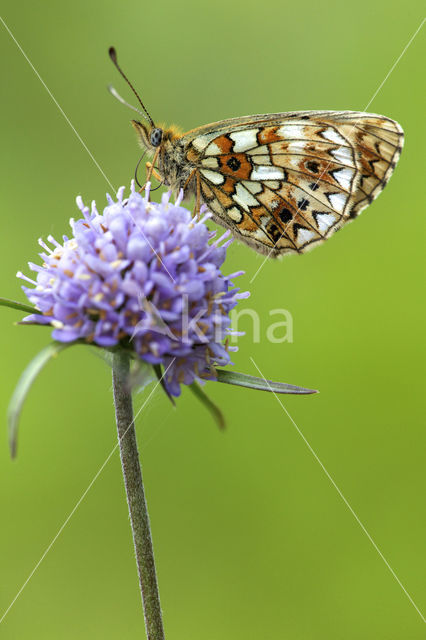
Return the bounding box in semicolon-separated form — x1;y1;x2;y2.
0;1;425;638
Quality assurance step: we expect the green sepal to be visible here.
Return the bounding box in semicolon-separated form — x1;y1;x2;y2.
0;297;42;315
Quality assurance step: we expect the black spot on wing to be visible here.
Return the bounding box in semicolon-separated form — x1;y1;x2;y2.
227;156;241;172
306;161;319;173
268;223;282;244
279;208;293;224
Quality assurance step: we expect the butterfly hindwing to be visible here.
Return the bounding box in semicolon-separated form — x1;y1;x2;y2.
183;111;403;256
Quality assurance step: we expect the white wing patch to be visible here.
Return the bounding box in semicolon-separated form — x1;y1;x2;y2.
192;131;223;152
251;165;286;181
321;127;347;145
192;137;209;152
201;157;219;169
243;181;263;195
227;206;243;222
332;167;354;191
205;142;223;157
286;141;310;153
327;192;347;213
200;169;224;185
314;213;336;233
232;183;259;212
297;228;316;244
229;129;259;152
277;124;304;138
331;146;353;165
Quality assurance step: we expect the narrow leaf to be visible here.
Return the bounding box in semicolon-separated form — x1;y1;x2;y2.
189;382;226;430
153;364;175;407
8;342;71;458
0;297;42;315
216;369;318;395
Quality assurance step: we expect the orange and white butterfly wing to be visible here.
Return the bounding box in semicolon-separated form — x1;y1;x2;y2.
182;111;403;256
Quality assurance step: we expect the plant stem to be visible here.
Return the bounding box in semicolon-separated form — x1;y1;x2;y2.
112;350;165;640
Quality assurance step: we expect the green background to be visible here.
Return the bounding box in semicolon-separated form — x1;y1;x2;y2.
0;1;425;638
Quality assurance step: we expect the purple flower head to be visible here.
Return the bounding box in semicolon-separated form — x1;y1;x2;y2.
18;183;249;396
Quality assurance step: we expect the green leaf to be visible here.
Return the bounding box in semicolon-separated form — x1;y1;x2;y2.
90;346;114;367
153;364;175;407
216;369;318;395
189;382;226;430
0;297;42;315
8;342;71;458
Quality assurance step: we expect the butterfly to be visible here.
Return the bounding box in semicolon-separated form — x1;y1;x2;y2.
109;48;404;257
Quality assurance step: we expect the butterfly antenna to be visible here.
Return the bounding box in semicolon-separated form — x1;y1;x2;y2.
108;85;146;117
108;47;155;127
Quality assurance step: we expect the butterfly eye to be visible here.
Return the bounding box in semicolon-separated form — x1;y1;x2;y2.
150;128;163;147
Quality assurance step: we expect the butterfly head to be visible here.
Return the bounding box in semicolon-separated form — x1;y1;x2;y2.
131;120;163;152
150;127;163;147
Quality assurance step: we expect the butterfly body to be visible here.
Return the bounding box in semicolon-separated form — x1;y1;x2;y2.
132;110;404;257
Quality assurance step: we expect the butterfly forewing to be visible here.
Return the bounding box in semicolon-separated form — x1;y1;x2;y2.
182;111;403;256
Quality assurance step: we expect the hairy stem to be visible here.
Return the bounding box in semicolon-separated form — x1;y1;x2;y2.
112;351;165;640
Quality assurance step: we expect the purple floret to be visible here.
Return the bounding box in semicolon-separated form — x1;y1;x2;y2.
18;183;249;396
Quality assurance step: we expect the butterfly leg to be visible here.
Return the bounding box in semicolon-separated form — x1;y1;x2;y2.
138;147;161;193
183;169;201;218
145;162;162;183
